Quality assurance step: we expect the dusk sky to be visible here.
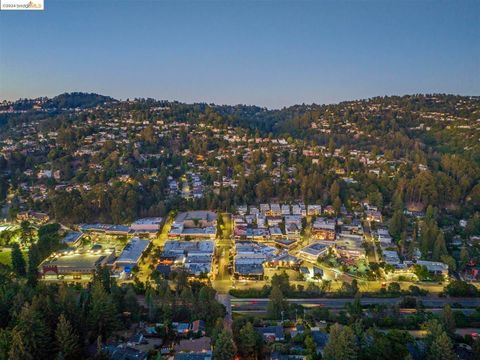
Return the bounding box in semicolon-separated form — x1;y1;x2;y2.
1;0;479;108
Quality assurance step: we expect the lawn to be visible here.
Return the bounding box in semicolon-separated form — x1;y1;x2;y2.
0;248;12;266
0;247;28;267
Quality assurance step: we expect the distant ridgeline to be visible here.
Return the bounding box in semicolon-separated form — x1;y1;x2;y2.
3;92;116;111
0;93;478;225
0;92;116;128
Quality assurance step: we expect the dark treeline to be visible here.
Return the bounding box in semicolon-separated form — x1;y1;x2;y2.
0;264;226;359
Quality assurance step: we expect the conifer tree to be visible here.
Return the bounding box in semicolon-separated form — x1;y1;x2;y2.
11;243;26;276
8;329;31;360
213;330;235;360
323;324;358;360
88;280;118;340
55;314;80;360
27;244;40;287
440;304;456;337
428;332;455;360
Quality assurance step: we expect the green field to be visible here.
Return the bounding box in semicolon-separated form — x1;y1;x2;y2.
0;248;12;266
0;248;28;267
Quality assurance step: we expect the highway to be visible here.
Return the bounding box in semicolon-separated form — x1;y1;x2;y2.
231;296;480;311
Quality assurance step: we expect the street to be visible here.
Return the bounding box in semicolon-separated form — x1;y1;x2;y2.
230;296;480;312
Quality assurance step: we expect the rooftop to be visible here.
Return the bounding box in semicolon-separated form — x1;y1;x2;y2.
299;242;330;256
164;240;214;254
174;337;211;353
131;217;164;225
40;250;114;270
176;211;217;223
61;231;83;245
115;238;150;265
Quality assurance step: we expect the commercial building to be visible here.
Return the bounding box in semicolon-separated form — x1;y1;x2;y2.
376;228;393;247
275;238;297;249
335;238;366;260
114;237;151;272
382;250;401;266
61;231;84;246
265;252;301;269
297;242;330;262
79;223;131;236
39;248;116;280
233;241;276;280
130;217;164;235
169;211;217;239
163;240;215;276
269;204;282;216
311;218;336;241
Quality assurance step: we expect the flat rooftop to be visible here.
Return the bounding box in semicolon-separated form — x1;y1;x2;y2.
41;251;112;269
175;210;217;222
116;238;150;264
235;263;264;275
80;223;131;233
299;242;330;255
62;231;83;244
131;217;163;225
164;240;214;254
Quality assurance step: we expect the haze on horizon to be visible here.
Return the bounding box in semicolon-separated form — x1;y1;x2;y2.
0;0;479;109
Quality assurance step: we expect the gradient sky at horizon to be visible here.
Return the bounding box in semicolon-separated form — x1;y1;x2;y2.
0;0;479;108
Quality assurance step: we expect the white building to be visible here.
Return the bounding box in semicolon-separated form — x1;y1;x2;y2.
298;242;330;262
114;237;151;271
130;217;164;234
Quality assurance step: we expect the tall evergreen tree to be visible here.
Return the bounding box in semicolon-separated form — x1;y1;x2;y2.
55;314;80;360
424;319;444;342
238;322;260;360
472;338;480;359
323;324;358;360
432;231;447;261
213;330;235;360
428;332;455;360
459;245;469;270
88;280;118;340
27;244;40;287
389;209;406;240
8;329;31;360
12;303;51;359
0;328;11;360
267;285;287;319
440;304;456;337
19;221;33;246
123;286;140;321
11;243;26;276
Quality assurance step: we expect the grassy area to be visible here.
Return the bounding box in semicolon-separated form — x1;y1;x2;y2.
0;248;28;267
0;249;12;266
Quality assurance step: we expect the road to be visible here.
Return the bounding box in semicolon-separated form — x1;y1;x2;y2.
363;220;379;263
231;296;480;311
135;215;174;283
216;293;233;330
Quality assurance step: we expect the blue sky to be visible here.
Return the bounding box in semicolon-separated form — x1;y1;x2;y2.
0;0;479;108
